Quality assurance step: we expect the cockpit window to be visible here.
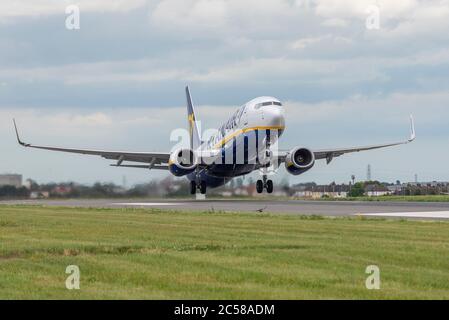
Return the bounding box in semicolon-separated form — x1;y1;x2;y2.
255;101;282;109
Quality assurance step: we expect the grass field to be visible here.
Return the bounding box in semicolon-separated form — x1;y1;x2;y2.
315;195;449;202
207;195;449;202
0;205;448;300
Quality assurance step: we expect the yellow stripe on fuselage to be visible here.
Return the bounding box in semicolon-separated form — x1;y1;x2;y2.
212;126;285;149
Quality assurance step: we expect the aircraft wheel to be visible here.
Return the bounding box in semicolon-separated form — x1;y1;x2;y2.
266;180;274;194
200;181;207;195
190;181;196;195
256;180;264;194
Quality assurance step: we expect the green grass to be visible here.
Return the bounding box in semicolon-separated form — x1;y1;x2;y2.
0;205;448;300
314;195;449;202
210;194;449;202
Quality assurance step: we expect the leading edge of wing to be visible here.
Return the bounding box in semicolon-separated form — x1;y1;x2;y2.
13;119;170;163
313;115;416;160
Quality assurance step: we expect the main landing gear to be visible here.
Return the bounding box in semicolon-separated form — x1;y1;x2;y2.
256;175;273;194
190;181;207;195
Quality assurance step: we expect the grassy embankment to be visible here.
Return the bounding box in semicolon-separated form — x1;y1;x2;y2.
0;205;448;299
314;195;449;202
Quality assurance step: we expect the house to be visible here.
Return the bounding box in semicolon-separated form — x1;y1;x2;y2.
294;184;349;199
52;185;73;196
0;174;23;188
387;185;404;194
365;184;392;197
30;191;50;199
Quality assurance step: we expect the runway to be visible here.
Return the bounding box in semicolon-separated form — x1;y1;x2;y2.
2;198;449;220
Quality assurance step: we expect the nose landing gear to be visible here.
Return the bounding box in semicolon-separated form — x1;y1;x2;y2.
190;181;196;195
200;181;207;194
256;175;273;194
190;180;207;195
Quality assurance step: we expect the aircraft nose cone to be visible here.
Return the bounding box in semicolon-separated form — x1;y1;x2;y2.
265;106;285;128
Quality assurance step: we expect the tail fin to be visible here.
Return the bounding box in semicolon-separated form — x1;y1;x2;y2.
185;86;201;150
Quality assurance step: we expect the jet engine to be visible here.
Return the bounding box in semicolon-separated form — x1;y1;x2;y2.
285;147;315;176
168;148;198;177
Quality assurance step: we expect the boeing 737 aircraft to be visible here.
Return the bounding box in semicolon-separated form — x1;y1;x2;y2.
13;86;416;195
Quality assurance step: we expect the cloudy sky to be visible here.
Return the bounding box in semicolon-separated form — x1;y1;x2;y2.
1;0;449;186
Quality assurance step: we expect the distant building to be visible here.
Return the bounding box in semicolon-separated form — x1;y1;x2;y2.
293;184;350;199
387;185;404;194
52;185;73;196
365;184;392;197
407;181;447;188
0;174;23;188
294;191;348;199
30;191;50;199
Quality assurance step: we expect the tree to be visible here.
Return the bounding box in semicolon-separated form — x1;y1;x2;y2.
349;182;365;197
0;186;30;199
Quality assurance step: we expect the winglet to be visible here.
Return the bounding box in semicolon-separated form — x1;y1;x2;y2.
409;115;416;142
13;119;30;147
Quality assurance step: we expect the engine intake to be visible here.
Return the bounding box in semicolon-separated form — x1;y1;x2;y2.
169;148;198;177
285;147;315;176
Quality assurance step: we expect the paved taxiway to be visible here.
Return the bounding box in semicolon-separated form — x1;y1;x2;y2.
2;199;449;219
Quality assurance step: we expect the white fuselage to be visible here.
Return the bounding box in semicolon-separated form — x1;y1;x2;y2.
204;96;285;152
190;96;286;187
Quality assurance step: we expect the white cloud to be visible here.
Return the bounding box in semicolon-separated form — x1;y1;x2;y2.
148;0;449;44
321;18;348;27
53;112;113;126
377;1;449;39
285;91;449;127
290;34;353;50
0;0;147;18
314;0;418;21
291;36;325;50
0;58;192;85
150;0;299;37
3;46;449;88
152;0;227;30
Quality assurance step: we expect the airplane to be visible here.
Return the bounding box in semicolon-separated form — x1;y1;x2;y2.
13;86;416;195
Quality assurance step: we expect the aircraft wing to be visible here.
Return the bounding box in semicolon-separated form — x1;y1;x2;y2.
279;116;416;164
13;120;170;170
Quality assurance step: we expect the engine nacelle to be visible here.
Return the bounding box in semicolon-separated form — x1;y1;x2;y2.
285;147;315;176
168;148;198;177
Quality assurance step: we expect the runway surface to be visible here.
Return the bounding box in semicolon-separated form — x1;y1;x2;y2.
2;198;449;220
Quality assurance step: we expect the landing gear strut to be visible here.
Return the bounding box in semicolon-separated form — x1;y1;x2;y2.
190;181;196;195
256;175;274;194
190;180;207;195
200;181;207;195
